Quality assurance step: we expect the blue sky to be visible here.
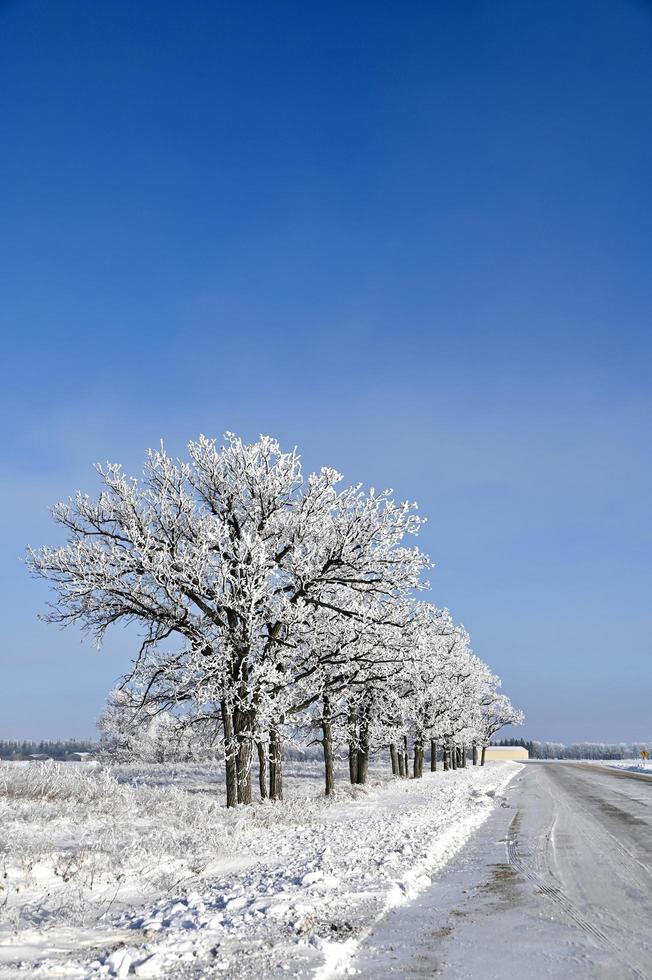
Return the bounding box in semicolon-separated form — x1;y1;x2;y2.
1;0;651;742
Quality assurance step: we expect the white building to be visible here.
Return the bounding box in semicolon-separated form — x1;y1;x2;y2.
484;745;529;761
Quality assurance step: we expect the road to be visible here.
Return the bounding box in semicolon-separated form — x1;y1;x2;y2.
352;763;652;978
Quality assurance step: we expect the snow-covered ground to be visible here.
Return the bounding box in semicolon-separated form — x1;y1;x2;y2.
604;759;652;774
0;759;520;978
567;758;652;775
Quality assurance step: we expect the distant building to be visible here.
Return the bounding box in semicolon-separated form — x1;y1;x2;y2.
28;753;51;761
66;751;94;762
484;745;529;761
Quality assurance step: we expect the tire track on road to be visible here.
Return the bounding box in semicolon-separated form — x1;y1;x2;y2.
506;808;650;980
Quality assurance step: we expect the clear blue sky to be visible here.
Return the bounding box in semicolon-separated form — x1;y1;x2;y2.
1;0;650;743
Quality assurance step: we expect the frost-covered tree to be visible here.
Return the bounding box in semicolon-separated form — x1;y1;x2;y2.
27;433;429;806
476;692;524;765
97;687;219;762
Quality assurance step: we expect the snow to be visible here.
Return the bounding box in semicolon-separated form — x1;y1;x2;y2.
582;758;652;776
0;760;521;978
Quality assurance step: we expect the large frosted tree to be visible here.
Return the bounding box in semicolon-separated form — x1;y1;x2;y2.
27;433;429;805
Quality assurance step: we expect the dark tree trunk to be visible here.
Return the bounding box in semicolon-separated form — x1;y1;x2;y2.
356;746;369;784
397;749;406;777
322;696;335;796
403;734;409;778
443;743;449;771
481;744;487;766
430;739;438;772
356;703;370;784
451;745;457;769
348;705;358;784
413;729;424;779
461;743;467;768
257;741;268;800
269;727;283;800
390;743;399;775
221;700;238;808
234;706;253;805
472;743;478;766
348;743;358;783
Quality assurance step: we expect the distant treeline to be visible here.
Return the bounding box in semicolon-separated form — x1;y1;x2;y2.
0;739;99;760
0;738;321;763
491;737;652;760
3;737;650;764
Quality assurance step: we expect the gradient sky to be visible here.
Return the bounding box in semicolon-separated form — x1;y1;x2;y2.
1;0;651;743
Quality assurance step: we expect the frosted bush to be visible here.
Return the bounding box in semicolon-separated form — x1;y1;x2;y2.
0;761;121;803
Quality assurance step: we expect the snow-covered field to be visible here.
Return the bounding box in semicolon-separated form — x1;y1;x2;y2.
583;758;652;775
0;759;520;979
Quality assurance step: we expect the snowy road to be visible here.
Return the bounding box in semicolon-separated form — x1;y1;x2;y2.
353;763;652;979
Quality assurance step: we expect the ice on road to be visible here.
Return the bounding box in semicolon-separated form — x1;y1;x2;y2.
354;763;652;979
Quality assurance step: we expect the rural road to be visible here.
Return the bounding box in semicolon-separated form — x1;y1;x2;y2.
353;763;652;978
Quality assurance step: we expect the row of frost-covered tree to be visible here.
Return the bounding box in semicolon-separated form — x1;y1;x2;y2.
27;434;523;805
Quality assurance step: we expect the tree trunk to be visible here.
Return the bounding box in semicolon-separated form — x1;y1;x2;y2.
348;705;358;784
481;744;486;766
451;745;457;769
236;744;252;803
461;743;467;768
234;706;253;805
269;726;283;800
356;704;370;784
221;700;238;808
403;734;409;778
443;743;449;771
348;743;358;783
257;741;268;800
430;739;437;772
356;746;369;784
390;743;399;775
472;743;478;766
413;729;424;779
322;696;335;797
397;749;406;777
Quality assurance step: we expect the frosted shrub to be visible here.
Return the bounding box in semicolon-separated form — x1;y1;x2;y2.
0;761;120;803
